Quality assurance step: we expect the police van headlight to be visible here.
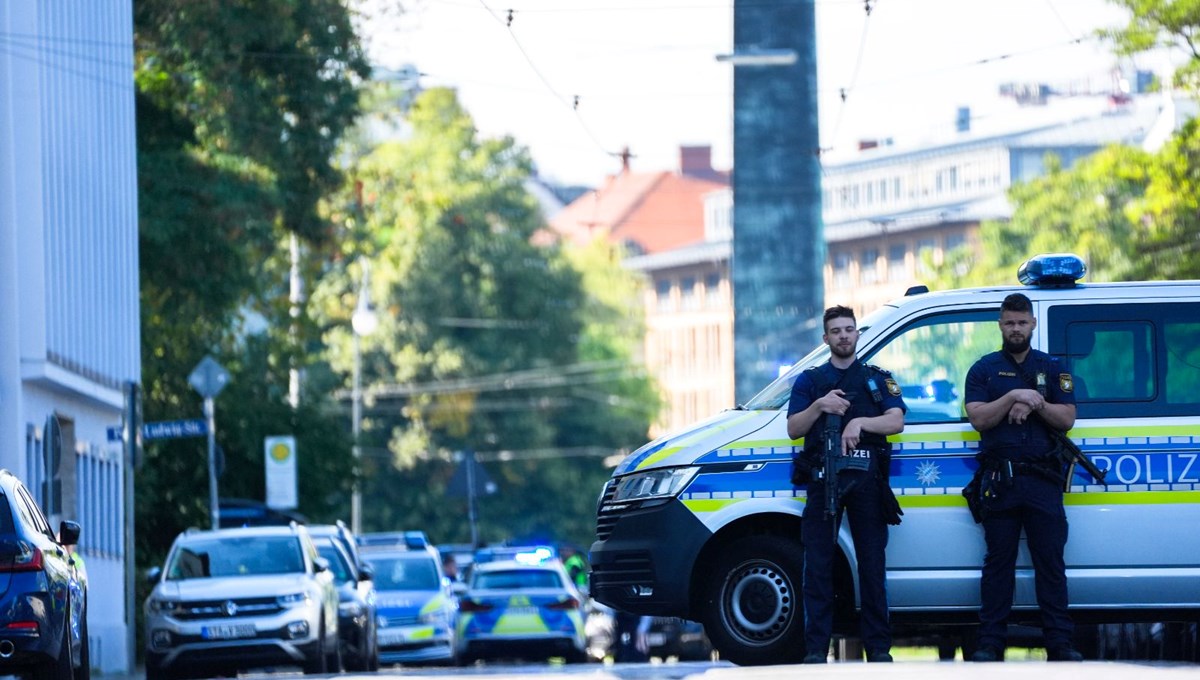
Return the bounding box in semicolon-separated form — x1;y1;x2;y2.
613;467;698;503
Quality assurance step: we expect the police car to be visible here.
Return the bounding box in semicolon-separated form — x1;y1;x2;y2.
454;558;589;664
589;254;1200;665
357;532;457;665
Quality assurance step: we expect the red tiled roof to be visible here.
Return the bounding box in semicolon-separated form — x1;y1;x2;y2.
548;170;728;254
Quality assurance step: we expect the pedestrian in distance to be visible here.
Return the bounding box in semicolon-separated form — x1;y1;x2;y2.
963;292;1083;662
787;305;907;663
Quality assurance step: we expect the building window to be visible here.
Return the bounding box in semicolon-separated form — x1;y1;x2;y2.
888;244;907;282
680;276;698;311
834;252;853;287
656;279;673;313
917;238;937;274
945;233;966;252
704;273;722;308
861;248;879;284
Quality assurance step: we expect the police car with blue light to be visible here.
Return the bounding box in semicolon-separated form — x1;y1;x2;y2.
356;531;458;665
589;254;1200;665
454;554;589;664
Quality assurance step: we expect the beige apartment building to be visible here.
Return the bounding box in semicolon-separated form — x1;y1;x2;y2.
549;95;1180;436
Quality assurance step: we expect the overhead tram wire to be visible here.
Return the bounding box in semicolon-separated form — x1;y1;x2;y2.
471;0;617;163
821;0;876;167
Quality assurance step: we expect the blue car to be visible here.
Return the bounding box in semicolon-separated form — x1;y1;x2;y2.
0;469;89;680
358;533;457;665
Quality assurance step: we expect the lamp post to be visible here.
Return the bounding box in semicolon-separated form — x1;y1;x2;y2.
351;260;379;535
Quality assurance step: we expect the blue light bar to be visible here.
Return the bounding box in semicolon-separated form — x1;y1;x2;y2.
1017;253;1087;287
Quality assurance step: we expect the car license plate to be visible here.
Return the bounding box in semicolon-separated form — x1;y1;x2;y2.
201;624;256;640
378;630;406;646
647;632;666;647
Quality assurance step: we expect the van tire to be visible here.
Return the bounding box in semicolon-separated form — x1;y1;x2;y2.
698;535;806;666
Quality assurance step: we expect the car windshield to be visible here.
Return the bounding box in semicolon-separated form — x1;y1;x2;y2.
166;536;304;580
473;568;562;590
315;540;355;583
367;555;440;590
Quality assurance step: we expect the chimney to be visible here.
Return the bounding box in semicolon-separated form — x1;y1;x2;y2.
618;146;633;174
858;139;879;151
679;145;713;178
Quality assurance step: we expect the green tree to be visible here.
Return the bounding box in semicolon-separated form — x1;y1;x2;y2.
134;0;367;565
311;89;658;548
932;146;1153;289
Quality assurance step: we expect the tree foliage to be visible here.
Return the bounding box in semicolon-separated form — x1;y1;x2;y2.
134;0;367;566
311;89;659;548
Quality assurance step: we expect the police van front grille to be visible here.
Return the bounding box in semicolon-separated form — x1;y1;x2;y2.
595;482;619;540
591;551;653;588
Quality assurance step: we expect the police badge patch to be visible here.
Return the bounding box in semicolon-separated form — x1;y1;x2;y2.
885;378;902;396
1059;373;1074;392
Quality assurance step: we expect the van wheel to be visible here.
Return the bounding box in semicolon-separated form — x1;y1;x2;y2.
698;535;806;666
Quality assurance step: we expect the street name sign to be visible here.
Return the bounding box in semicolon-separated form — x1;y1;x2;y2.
143;418;208;441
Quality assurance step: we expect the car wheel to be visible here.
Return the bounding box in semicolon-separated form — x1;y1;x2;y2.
74;605;90;680
302;622;328;675
33;619;74;680
698;534;806;666
325;630;342;673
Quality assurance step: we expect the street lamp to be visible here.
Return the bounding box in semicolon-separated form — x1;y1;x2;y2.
351;259;379;535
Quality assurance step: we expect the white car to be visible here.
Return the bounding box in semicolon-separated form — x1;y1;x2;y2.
144;524;341;679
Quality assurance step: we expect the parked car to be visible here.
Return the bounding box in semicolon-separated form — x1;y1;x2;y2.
358;532;457;665
143;524;340;679
309;526;379;671
0;469;89;680
455;559;588;664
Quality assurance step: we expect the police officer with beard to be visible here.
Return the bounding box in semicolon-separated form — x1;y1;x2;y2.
964;293;1082;662
787;306;906;663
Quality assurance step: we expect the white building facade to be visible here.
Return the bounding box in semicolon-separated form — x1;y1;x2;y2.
0;1;139;674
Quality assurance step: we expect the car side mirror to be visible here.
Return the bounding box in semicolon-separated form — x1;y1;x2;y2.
58;520;81;546
358;563;374;582
451;582;468;596
146;566;163;584
313;556;330;573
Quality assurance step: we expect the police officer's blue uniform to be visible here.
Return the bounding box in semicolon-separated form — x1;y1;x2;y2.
788;361;906;660
964;349;1076;655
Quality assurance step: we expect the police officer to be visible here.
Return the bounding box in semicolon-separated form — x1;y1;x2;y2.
964;292;1083;662
787;305;906;663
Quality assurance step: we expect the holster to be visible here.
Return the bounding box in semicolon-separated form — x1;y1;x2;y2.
877;452;903;525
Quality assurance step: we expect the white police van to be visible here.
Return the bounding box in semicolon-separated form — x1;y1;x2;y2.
589;254;1200;665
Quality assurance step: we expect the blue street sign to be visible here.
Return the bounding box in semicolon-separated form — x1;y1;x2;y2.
142;418;208;441
106;426;123;443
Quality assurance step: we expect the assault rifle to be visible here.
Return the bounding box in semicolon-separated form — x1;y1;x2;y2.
1050;427;1108;490
822;403;871;519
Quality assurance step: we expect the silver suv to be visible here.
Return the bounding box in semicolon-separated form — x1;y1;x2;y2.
144;524;340;679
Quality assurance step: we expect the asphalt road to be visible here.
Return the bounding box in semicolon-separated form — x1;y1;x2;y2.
99;658;1200;680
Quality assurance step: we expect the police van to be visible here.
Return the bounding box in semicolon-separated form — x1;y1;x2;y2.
589;254;1200;665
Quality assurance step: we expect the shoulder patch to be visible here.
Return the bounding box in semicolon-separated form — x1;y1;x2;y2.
885;378;902;397
867;364;893;377
1059;373;1074;393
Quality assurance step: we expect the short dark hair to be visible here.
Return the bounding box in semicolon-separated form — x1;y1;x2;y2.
1000;293;1033;315
823;305;856;330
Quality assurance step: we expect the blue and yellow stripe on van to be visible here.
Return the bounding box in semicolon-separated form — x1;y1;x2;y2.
671;422;1200;518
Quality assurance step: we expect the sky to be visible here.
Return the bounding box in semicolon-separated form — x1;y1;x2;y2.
361;0;1176;188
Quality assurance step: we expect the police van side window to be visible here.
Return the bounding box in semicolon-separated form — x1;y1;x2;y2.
862;310;996;424
1049;302;1200;418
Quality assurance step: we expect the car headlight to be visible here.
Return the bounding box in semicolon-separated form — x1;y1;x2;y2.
419;609;448;626
277;592;311;608
612;467;698;502
146;598;179;615
339;601;364;617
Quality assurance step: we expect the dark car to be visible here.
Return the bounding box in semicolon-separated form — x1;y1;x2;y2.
311;530;379;671
0;469;90;680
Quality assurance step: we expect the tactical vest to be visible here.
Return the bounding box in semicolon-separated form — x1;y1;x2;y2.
801;362;890;462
